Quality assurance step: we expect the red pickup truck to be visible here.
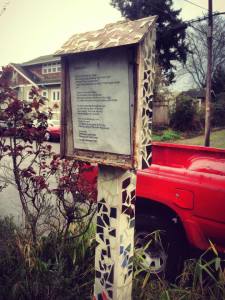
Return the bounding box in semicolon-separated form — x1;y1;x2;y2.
83;142;225;279
135;142;225;279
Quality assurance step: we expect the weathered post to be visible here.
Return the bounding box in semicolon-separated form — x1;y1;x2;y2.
56;16;157;300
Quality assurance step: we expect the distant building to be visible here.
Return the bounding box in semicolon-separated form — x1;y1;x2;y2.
9;54;61;120
178;88;205;110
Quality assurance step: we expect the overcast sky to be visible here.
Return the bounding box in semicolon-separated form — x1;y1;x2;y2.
0;0;224;89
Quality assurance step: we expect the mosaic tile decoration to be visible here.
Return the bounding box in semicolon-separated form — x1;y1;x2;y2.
93;24;156;300
140;27;156;169
55;16;157;56
94;166;136;300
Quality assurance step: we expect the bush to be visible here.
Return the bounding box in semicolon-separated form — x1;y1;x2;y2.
0;217;95;300
0;66;97;299
153;129;181;141
170;96;203;132
0;66;97;244
212;95;225;127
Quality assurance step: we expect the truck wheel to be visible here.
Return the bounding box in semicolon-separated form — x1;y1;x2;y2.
135;213;186;281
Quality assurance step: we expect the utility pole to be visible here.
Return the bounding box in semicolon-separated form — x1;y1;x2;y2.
204;0;213;147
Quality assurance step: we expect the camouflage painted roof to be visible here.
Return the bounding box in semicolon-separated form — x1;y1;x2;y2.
55;16;157;55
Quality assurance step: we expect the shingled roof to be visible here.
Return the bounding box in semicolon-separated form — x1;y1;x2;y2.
21;54;60;66
55;16;157;56
10;58;61;87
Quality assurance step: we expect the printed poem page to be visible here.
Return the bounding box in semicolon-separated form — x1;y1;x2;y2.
69;49;131;155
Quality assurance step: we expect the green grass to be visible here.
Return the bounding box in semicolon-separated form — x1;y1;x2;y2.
175;129;225;149
152;129;181;142
153;128;225;149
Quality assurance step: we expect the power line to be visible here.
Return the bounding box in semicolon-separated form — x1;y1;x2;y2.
189;23;224;45
135;1;224;32
183;0;208;11
162;12;225;32
186;11;225;25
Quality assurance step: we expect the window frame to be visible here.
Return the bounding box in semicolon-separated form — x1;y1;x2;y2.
42;90;48;99
51;89;61;101
42;63;61;74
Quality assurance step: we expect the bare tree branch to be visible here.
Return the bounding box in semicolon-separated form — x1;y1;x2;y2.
184;15;225;89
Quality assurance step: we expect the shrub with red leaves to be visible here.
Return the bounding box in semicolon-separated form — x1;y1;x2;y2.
0;66;97;243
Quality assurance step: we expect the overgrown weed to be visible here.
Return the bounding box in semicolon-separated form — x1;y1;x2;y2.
0;216;95;300
133;244;225;300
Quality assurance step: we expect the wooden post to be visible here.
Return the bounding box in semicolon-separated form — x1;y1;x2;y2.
60;57;74;157
204;0;213;147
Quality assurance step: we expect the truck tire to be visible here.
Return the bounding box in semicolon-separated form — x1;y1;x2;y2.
135;213;186;281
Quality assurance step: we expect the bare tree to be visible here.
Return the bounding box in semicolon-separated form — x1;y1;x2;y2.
185;15;225;89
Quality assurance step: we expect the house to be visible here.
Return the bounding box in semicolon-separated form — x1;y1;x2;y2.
178;88;205;110
9;54;61;120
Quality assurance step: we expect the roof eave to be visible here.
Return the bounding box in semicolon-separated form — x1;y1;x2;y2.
55;15;158;57
9;64;38;88
22;57;60;67
37;82;61;86
55;43;138;57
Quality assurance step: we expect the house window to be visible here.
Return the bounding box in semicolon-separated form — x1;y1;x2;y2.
12;71;18;83
42;63;61;74
42;90;48;99
42;65;48;74
52;89;60;101
26;89;32;101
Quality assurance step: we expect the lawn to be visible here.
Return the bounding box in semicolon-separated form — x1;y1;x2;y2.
153;128;225;149
175;129;225;149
